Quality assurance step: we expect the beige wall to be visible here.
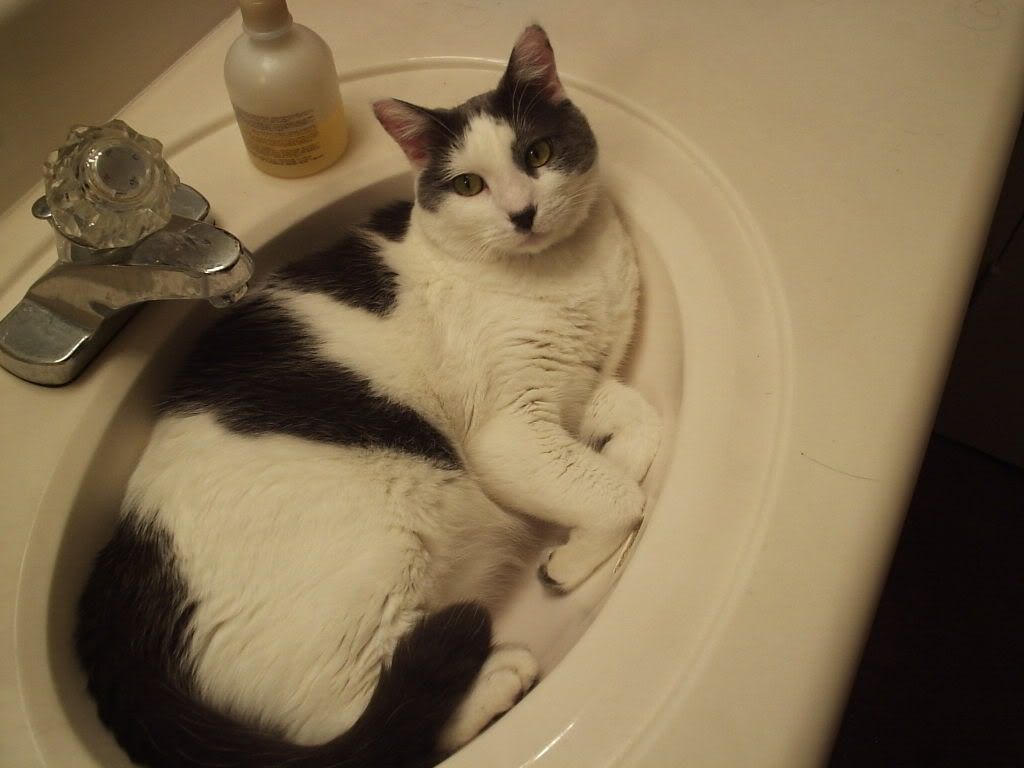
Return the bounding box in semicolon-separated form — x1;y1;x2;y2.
0;0;235;215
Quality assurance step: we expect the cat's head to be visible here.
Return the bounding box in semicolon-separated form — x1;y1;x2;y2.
374;25;599;260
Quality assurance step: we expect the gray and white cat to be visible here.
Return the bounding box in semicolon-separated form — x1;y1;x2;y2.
77;25;660;768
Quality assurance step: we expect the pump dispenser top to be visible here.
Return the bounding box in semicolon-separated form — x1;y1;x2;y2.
225;0;348;178
238;0;292;35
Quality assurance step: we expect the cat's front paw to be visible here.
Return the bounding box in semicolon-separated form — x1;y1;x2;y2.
539;521;640;593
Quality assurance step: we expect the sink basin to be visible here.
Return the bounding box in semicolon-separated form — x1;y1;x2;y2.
4;62;785;766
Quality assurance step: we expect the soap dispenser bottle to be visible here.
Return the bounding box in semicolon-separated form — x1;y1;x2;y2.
224;0;348;178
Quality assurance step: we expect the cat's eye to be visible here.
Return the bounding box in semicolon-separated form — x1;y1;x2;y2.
452;173;485;196
526;139;553;168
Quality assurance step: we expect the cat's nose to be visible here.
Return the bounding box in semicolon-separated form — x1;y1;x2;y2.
509;206;537;232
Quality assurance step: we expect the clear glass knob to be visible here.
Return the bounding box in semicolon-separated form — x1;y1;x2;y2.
43;120;180;249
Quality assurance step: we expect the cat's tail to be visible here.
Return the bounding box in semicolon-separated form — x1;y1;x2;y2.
77;521;492;768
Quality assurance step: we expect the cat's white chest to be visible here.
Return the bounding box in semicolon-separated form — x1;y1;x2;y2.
414;200;636;438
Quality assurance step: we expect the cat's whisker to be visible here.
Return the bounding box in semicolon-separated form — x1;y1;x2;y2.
511;77;527;134
520;87;545;126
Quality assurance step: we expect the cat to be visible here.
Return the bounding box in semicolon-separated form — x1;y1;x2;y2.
76;24;661;768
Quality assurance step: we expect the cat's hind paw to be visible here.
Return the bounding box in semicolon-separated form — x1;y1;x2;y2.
601;423;661;484
581;381;663;484
439;644;539;752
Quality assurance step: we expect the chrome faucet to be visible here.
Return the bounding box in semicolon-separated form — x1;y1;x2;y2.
0;121;253;386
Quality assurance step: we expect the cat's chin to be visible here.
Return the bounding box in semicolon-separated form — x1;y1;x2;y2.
491;230;566;258
515;230;556;254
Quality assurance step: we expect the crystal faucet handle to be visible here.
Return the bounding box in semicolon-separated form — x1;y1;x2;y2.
43;120;180;249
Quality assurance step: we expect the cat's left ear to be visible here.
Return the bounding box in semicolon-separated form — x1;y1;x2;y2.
373;99;441;169
500;25;567;104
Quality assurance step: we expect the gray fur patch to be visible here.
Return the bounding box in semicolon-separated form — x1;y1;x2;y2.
414;80;597;212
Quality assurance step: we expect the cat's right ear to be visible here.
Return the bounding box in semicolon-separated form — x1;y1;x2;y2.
373;99;438;169
501;25;567;104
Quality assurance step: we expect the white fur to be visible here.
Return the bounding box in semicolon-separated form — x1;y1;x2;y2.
130;412;531;743
126;111;660;747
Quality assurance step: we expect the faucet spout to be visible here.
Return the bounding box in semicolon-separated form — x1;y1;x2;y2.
0;215;253;386
28;217;252;319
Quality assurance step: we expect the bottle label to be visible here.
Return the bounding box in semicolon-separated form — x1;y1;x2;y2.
233;106;325;167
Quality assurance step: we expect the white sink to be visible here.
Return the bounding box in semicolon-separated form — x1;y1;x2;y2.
3;3;1022;766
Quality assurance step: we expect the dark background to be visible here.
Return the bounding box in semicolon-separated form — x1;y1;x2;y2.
828;120;1024;766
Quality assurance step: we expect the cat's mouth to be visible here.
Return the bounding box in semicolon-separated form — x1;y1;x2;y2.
517;229;554;252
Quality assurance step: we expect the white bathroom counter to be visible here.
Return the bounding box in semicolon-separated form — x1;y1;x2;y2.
2;2;1022;766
